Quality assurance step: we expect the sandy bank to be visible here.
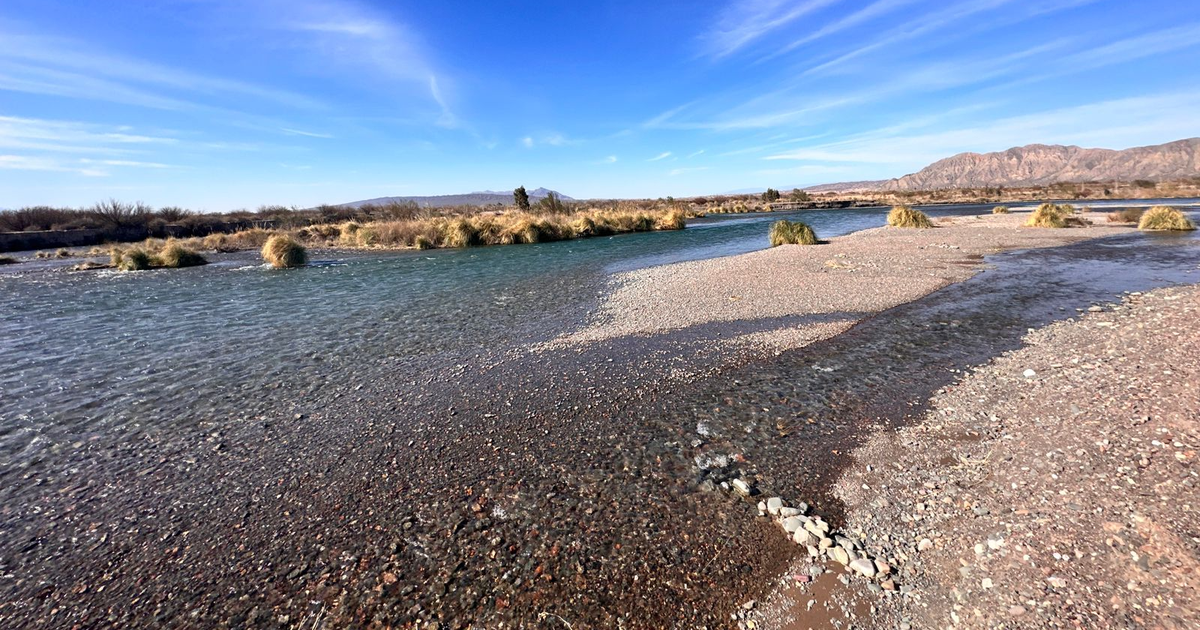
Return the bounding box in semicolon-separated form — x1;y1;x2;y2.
555;211;1135;352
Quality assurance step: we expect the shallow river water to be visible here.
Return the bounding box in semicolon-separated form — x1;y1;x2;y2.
1;200;1198;628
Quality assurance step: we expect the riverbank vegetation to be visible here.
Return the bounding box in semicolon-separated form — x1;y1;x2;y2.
262;235;307;268
1025;203;1087;228
887;205;933;228
1138;205;1196;231
768;220;818;246
110;240;208;271
1106;208;1145;223
0;256;17;265
992;205;1010;214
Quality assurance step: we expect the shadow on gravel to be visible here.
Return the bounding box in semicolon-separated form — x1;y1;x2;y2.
668;230;1200;525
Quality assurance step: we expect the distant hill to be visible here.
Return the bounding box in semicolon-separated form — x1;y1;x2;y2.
341;187;573;208
801;180;889;193
803;138;1200;193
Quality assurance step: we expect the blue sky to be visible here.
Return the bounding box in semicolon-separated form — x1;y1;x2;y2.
1;0;1198;210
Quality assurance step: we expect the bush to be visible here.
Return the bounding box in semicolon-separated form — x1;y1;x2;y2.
155;241;207;268
1138;206;1196;231
113;248;152;271
992;205;1010;214
0;256;18;265
762;188;781;202
887;205;933;228
1106;208;1145;224
769;220;818;246
654;209;687;230
1027;202;1075;226
261;235;307;268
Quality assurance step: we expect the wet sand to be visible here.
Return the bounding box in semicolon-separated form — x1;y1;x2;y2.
1;211;1192;629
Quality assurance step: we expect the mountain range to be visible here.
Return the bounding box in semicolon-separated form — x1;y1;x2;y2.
805;138;1200;192
342;187;572;208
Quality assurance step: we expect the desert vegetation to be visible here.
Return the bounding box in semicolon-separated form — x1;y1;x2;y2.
992;205;1010;214
0;256;18;265
262;235;308;268
1106;208;1145;224
887;205;933;228
1025;203;1086;228
768;220;818;246
1138;206;1196;231
109;240;208;271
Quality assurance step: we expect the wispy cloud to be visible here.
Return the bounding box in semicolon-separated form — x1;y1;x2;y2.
687;149;706;158
764;91;1200;166
254;0;461;127
758;0;921;63
0;115;178;154
521;136;534;148
281;128;335;138
594;155;618;164
701;0;842;59
0;155;108;176
0;28;324;111
649;151;673;161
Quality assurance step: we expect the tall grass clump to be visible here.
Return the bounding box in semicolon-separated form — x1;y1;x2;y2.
1024;202;1078;228
1106;207;1145;224
768;220;819;246
887;205;933;228
262;234;307;268
992;205;1010;214
112;248;152;271
155;241;207;268
1138;205;1196;231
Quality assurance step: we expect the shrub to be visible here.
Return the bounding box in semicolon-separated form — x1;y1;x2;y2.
887;205;933;228
1025;203;1072;228
113;248;152;271
992;205;1010;214
55;248;72;258
0;256;18;265
1106;208;1145;223
769;220;818;246
654;209;687;230
762;188;781;202
1138;206;1196;231
514;186;530;210
155;241;207;268
261;235;307;268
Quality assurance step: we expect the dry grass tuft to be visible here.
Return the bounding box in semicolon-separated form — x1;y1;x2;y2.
155;241;207;268
992;205;1010;214
262;234;308;268
0;256;18;265
1138;205;1196;231
1025;202;1082;228
768;220;819;246
113;248;152;271
887;205;933;228
1107;207;1145;224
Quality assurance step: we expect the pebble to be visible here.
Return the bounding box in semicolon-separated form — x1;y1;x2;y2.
732;478;753;496
917;538;934;552
1023;368;1037;378
831;547;850;565
779;507;802;517
781;516;804;534
766;497;783;515
850;557;877;577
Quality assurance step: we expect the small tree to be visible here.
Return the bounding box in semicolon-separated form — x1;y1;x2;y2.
514;186;530;210
789;188;810;202
762;188;781;202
